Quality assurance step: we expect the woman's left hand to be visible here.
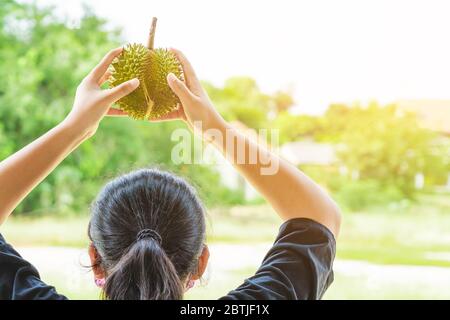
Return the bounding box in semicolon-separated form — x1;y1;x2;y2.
65;47;140;139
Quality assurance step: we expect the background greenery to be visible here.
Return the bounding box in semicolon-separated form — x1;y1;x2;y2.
1;0;449;299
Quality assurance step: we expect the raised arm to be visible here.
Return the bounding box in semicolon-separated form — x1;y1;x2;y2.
0;48;139;226
165;49;341;237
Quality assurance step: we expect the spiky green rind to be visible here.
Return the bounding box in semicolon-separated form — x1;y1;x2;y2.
109;44;153;120
109;44;183;120
146;48;183;119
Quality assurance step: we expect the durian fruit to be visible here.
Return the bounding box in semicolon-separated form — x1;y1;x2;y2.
109;18;183;120
109;44;153;120
145;48;183;118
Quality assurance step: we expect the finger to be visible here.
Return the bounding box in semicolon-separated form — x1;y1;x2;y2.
169;48;203;94
167;73;196;104
90;47;123;82
107;108;128;117
150;108;183;122
104;78;140;103
98;70;112;86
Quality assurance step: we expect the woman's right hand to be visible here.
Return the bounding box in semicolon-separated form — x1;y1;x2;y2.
66;47;140;139
165;49;226;134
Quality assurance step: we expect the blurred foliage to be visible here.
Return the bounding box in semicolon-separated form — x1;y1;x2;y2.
324;102;449;197
275;102;449;204
0;1;243;215
203;77;293;129
0;0;448;215
273;91;295;114
334;180;405;211
214;90;449;209
203;77;269;129
272;112;321;143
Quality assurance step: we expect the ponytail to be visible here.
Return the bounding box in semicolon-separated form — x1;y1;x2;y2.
90;169;207;300
103;238;183;300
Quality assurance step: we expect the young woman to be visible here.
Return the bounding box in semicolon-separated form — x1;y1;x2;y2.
0;47;341;300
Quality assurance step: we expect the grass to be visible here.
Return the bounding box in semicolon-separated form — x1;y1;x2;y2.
1;216;91;248
2;193;450;267
324;272;450;300
337;193;450;267
0;206;282;248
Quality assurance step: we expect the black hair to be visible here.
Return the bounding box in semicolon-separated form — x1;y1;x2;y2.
88;168;206;300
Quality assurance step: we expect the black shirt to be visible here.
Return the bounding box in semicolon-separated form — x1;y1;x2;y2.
0;234;66;300
0;218;335;300
220;218;336;300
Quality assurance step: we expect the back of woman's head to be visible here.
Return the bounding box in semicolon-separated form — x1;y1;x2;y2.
88;168;206;300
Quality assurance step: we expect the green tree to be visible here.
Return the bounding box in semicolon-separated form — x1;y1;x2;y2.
273;91;295;113
204;77;271;129
326;102;446;196
0;1;242;215
272;112;321;144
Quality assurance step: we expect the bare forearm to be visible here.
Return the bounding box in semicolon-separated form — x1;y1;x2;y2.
0;119;87;225
165;49;341;237
0;48;139;227
209;120;341;237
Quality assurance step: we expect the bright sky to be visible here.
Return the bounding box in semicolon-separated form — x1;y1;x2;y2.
30;0;450;114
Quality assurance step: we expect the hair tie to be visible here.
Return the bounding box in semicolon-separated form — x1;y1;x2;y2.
136;228;162;245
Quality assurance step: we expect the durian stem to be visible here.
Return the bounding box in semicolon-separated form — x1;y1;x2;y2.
147;17;157;50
